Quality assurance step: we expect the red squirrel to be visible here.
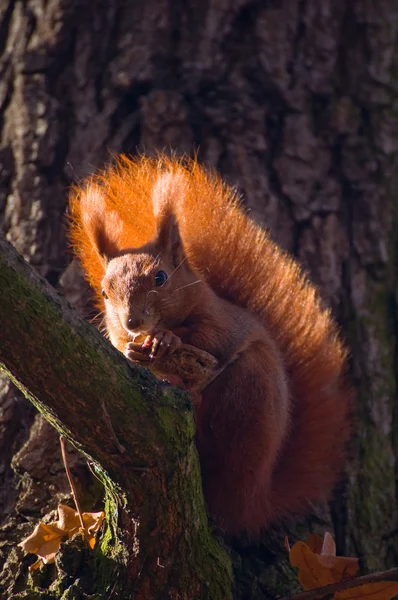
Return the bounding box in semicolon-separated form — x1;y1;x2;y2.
69;154;351;536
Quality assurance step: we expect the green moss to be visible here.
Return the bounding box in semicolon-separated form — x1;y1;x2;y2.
0;242;235;598
9;593;56;600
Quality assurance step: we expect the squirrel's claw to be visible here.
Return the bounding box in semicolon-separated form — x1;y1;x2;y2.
146;329;182;360
124;343;150;363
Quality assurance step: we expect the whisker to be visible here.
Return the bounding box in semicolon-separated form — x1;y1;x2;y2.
95;317;106;331
90;311;105;324
167;256;188;282
144;289;159;315
91;311;105;320
173;280;203;293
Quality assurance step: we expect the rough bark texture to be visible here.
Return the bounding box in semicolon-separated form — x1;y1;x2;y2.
0;0;398;597
0;236;233;599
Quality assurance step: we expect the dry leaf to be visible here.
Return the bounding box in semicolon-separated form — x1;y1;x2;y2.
321;532;336;556
19;522;66;567
288;532;359;590
19;504;105;571
304;533;358;582
305;534;324;555
290;541;337;589
287;533;398;600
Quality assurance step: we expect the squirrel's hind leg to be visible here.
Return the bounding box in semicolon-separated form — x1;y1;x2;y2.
196;339;290;536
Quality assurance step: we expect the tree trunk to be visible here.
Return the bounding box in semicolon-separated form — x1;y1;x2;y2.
1;0;398;597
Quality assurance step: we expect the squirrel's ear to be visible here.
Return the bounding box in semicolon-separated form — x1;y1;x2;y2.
92;222;121;265
83;185;122;265
156;211;185;267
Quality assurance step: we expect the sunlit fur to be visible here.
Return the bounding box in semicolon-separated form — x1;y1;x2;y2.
69;154;351;536
101;249;204;348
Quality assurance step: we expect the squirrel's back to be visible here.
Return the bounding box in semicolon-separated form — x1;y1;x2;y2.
70;154;351;526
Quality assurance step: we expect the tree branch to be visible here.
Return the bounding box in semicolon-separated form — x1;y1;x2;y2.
281;567;398;600
0;235;232;600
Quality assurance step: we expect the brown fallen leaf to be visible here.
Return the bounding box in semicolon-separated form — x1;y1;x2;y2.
290;540;337;589
307;533;359;582
287;533;398;600
288;532;359;590
19;522;66;570
19;504;105;570
305;534;324;555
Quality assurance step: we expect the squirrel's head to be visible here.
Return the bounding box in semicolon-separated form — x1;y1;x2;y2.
98;207;203;337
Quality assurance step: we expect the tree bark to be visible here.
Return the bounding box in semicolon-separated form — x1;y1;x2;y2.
0;235;233;599
1;0;398;598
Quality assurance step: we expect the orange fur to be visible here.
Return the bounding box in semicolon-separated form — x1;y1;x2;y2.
69;154;351;536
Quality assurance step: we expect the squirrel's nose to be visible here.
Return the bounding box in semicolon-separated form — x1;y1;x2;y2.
126;317;144;331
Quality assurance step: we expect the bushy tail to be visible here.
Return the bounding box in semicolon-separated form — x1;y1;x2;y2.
162;158;351;518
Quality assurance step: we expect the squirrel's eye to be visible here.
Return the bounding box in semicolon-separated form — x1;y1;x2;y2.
101;289;108;299
155;270;168;287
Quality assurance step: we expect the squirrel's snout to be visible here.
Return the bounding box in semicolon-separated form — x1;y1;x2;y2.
124;312;155;333
126;317;144;331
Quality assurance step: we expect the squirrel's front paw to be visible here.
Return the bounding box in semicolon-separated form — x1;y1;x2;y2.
143;329;182;360
124;342;150;363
